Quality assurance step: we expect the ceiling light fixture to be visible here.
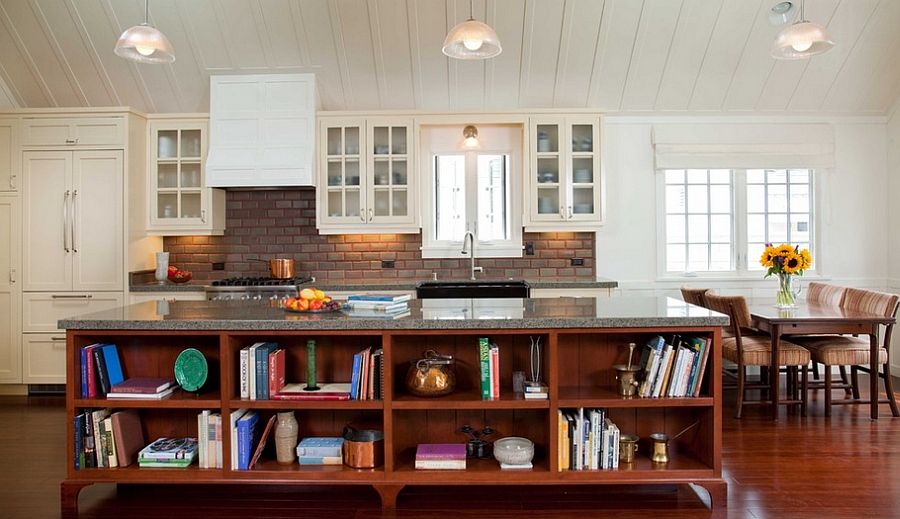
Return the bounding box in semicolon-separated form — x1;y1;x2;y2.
462;125;481;149
768;1;797;26
442;0;501;60
771;0;834;59
114;0;175;64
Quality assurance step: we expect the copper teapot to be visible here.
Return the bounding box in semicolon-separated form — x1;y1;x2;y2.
405;350;456;397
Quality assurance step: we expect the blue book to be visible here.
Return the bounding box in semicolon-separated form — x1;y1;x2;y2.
346;293;411;303
74;413;85;470
100;344;125;389
349;349;364;400
236;411;259;470
296;437;344;457
254;343;278;400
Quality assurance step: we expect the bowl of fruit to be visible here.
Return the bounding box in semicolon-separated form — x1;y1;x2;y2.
283;288;343;313
167;266;193;284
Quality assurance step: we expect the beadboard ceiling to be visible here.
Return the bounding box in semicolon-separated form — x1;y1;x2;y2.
0;0;898;116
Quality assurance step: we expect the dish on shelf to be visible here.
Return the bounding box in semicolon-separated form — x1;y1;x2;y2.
492;436;534;465
168;274;192;284
174;348;208;392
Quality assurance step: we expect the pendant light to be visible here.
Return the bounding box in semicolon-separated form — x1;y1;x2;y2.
462;125;481;149
114;0;175;64
771;0;834;59
442;0;501;60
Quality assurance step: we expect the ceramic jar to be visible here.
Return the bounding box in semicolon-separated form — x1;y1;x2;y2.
274;411;299;465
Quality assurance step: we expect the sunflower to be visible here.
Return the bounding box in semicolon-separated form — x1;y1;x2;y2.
759;246;778;268
798;248;812;269
781;252;804;274
775;244;795;257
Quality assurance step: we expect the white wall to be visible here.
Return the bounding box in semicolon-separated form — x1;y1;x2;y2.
597;116;890;298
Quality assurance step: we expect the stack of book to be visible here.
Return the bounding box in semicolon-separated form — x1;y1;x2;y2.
238;342;285;400
557;408;620;471
414;443;467;470
636;335;711;398
107;377;177;400
349;347;383;400
296;437;344;465
478;338;500;400
79;343;125;397
271;382;352;401
344;293;411;319
137;437;198;468
73;407;146;469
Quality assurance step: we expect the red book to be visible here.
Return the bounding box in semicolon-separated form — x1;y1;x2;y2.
110;377;176;394
268;349;286;397
415;443;466;460
85;345;99;398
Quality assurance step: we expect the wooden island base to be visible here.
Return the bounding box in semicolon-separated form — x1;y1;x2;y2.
59;298;727;514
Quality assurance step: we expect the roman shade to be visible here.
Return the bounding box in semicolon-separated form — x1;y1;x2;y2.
651;123;835;170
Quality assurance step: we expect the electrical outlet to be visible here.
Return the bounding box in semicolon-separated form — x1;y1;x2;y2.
571;258;584;267
381;260;395;269
212;262;225;271
525;242;535;255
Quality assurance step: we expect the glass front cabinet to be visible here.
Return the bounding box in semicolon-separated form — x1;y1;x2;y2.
147;119;225;236
526;116;603;231
317;117;417;234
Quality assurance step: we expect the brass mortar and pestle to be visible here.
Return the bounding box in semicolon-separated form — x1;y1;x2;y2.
613;342;641;396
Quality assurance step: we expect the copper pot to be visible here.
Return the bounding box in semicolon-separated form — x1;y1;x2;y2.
405;350;456;397
252;258;295;278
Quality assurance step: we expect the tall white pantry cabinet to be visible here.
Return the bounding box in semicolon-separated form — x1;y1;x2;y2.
1;109;153;387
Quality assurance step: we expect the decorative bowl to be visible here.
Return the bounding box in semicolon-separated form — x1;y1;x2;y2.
168;273;192;284
492;436;534;465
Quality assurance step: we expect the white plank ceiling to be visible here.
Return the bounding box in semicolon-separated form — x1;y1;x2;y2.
0;0;898;116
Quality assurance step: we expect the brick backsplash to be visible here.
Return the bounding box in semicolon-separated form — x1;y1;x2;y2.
164;189;595;283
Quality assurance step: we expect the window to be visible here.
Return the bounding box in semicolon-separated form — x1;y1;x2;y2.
663;168;814;275
420;124;523;258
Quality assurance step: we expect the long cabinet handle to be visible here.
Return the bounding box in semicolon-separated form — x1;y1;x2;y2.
51;336;67;341
9;173;15;189
9;268;14;283
51;294;93;299
71;189;78;253
63;190;70;253
201;210;206;224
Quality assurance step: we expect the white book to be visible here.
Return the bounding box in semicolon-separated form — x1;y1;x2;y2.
667;348;686;398
239;346;251;399
198;410;209;469
229;409;248;470
247;342;264;400
652;344;674;398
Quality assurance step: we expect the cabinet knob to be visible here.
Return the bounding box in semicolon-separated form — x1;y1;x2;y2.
65;138;78;145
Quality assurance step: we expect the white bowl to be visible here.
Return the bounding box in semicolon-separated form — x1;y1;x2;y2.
493;436;534;465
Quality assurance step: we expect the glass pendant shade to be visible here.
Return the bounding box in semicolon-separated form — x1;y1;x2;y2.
462;125;481;149
114;0;174;64
770;0;834;59
442;19;502;59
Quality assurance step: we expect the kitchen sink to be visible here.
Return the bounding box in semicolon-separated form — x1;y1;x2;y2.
415;280;531;299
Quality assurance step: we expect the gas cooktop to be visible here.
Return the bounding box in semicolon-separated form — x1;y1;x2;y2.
208;276;314;287
205;276;314;301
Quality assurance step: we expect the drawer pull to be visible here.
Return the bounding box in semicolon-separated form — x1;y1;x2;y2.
51;294;93;299
51;336;67;341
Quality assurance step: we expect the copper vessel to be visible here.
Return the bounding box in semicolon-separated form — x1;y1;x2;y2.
405;350;456;397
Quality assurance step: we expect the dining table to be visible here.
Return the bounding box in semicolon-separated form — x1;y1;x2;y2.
748;299;898;421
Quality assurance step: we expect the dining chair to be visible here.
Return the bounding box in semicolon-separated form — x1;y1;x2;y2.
704;293;809;419
680;285;712;308
803;282;852;394
791;288;900;417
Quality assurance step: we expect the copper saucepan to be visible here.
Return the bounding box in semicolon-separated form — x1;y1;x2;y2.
251;258;295;279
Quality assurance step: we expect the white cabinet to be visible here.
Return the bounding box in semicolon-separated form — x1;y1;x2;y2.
0;195;20;382
21;150;124;292
22;334;67;384
20;116;125;147
526;116;604;231
206;74;316;187
147;119;225;236
0;117;18;192
531;288;613;298
317;117;417;234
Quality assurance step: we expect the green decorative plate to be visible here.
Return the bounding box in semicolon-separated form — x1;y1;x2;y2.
174;348;208;392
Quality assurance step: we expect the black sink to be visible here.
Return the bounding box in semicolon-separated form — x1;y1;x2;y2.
415;280;531;299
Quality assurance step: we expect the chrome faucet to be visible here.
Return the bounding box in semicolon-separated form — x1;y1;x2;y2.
461;231;482;281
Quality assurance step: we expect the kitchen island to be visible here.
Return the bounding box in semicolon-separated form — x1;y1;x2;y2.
60;297;727;513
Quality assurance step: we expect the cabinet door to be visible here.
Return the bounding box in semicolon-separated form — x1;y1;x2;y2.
320;120;365;223
0;196;20;382
22;151;71;291
22;292;124;332
22;333;67;384
0;117;18;192
20;117;125;147
72;150;124;291
148;121;226;236
367;120;415;226
530;120;565;223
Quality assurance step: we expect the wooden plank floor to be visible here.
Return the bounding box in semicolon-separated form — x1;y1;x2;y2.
3;375;900;519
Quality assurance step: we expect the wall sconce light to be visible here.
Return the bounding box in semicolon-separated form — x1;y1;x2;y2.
462;125;481;149
442;0;502;60
771;0;834;59
114;0;175;64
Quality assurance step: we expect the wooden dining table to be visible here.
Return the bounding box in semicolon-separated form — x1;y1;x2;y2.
747;300;898;421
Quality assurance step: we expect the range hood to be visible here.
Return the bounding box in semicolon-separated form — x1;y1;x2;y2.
206;74;316;188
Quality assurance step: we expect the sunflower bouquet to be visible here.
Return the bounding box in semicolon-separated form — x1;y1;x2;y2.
760;244;812;307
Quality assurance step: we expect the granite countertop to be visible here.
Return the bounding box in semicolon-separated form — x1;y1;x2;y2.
59;296;726;331
129;277;619;293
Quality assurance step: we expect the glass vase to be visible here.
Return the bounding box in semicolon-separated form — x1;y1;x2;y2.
775;272;797;308
155;252;169;285
274;411;299;465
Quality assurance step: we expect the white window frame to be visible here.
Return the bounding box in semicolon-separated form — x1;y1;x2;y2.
657;168;817;278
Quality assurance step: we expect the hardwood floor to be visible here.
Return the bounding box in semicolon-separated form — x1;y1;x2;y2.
3;376;900;519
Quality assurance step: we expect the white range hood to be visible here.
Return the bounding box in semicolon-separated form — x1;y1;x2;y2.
206;74;316;188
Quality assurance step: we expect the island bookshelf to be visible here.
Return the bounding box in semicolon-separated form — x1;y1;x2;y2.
62;323;725;513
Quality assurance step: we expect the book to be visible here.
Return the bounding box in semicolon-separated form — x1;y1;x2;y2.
524;391;549;400
137;458;194;468
371;348;384;400
344;300;409;312
139;437;199;460
198;410;209;469
296;437;344;458
80;344;101;398
415;443;466;461
255;342;279;400
91;408;112;467
247;342;264;400
344;310;411;319
271;382;351;401
82;410;96;468
236;411;259;470
249;415;276;469
110;409;144;468
268;348;286;397
209;412;221;469
479;338;491;400
74;413;85;470
106;386;175;400
99;344;125;389
346;293;411;303
229;409;248;469
93;347;111;395
110;377;176;394
298;455;343;465
349;348;365;400
239;345;252;398
489;342;500;399
691;337;712;397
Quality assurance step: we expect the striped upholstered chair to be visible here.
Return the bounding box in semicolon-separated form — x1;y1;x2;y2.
792;288;900;417
803;282;852;393
680;285;712;308
704;293;809;418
